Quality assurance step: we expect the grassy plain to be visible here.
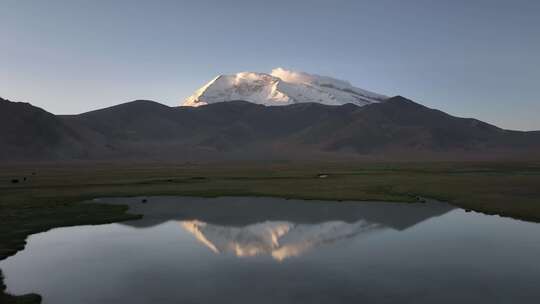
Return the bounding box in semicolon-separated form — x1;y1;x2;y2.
1;161;540;302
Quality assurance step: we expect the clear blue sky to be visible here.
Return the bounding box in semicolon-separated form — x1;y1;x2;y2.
1;0;539;130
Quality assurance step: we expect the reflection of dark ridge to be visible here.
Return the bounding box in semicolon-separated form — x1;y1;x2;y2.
99;197;454;230
119;219;167;229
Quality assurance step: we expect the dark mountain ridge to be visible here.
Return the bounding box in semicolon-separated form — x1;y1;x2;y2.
1;96;539;162
0;98;87;160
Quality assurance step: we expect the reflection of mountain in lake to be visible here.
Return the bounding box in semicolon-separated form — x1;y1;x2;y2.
181;220;383;261
105;196;455;259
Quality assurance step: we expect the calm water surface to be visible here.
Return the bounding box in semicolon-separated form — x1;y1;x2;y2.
1;197;540;303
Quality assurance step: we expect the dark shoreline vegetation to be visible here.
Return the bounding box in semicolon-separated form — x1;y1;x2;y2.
1;161;540;303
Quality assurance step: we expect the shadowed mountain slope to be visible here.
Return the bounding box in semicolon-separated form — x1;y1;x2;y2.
1;96;539;161
0;97;86;160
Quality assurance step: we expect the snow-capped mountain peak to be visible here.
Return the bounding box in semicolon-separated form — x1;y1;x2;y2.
182;68;387;107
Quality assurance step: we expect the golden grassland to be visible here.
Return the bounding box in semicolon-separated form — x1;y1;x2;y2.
1;161;539;302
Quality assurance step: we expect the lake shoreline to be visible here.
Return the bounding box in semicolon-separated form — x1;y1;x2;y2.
2;161;540;302
3;195;540;303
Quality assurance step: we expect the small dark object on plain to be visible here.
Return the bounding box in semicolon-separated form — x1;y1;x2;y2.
11;179;19;184
31;172;36;175
23;177;27;181
415;196;427;203
141;198;148;203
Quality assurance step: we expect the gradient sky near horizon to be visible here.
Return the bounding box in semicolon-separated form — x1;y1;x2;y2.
1;0;539;130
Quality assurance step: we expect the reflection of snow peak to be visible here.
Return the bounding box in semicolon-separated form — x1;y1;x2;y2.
180;220;384;261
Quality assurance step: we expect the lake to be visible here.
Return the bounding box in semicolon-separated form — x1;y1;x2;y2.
1;196;540;303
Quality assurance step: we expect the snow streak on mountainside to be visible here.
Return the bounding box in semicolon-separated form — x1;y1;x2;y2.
183;68;388;107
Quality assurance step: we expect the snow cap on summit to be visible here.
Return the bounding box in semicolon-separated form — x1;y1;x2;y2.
183;68;387;107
